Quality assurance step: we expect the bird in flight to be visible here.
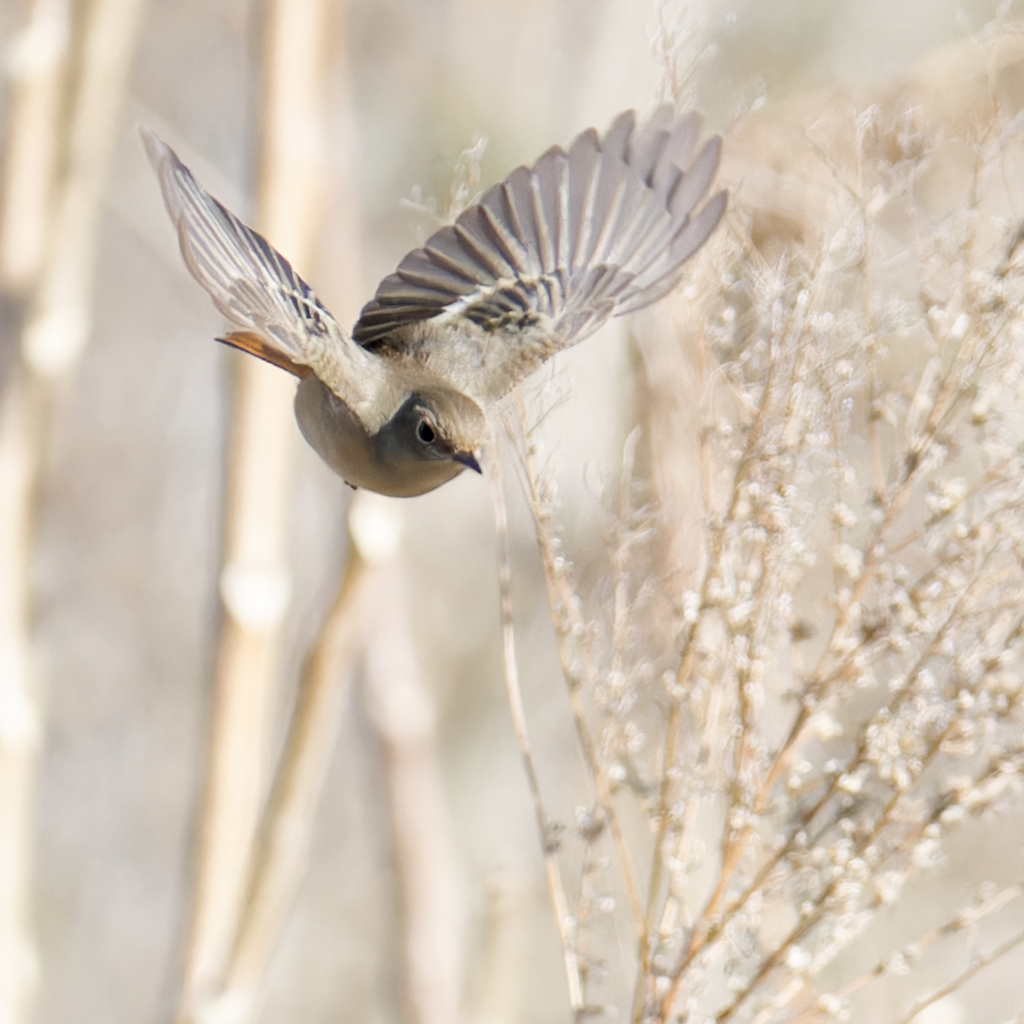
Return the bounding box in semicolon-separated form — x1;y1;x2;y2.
144;108;726;497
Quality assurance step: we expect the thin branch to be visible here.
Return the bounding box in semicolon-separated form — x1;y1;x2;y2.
636;313;783;1019
516;402;645;939
785;885;1024;1024
488;422;584;1014
893;925;1024;1024
663;540;1003;1020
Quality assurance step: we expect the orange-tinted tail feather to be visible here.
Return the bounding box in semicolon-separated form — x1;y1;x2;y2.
217;331;311;378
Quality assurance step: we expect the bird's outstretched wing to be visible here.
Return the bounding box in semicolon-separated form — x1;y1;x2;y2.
142;130;388;408
352;107;726;402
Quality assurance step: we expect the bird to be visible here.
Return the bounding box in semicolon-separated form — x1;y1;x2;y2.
143;108;726;497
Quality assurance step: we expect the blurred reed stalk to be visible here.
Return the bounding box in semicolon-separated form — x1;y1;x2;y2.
0;374;42;1024
173;1;438;1021
214;497;380;1019
363;537;464;1024
174;0;333;1014
0;0;146;1020
0;0;67;291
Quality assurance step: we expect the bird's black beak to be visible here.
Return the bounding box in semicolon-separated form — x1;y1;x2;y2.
454;450;483;474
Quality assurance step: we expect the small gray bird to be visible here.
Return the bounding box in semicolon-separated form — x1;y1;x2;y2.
144;109;726;497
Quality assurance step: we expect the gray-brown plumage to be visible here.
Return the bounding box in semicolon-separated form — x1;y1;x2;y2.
143;108;726;496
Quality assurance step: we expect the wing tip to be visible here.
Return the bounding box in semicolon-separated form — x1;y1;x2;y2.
139;125;197;223
352;106;728;350
138;125;162;163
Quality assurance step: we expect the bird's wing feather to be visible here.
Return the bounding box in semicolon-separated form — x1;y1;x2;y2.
142;129;389;416
352;108;726;402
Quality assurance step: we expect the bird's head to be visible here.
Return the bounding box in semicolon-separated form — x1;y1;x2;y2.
294;376;485;497
372;387;485;491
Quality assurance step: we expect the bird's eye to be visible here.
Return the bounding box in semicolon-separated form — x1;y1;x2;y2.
417;420;436;444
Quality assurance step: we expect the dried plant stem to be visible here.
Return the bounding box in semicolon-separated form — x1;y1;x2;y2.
0;6;68;1020
893;926;1024;1024
0;375;43;1024
697;563;1016;1004
21;0;147;375
516;403;645;939
712;784;933;1022
685;561;1006;1022
640;258;1008;1021
0;0;68;291
0;0;144;1020
364;556;463;1024
686;286;993;947
219;542;373;1007
179;361;297;1012
176;0;331;1012
488;432;584;1013
809;316;998;687
784;885;1024;1024
633;332;781;1020
659;335;1003;1015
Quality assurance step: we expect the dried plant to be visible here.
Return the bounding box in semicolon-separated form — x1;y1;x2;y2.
501;39;1024;1024
0;1;144;1021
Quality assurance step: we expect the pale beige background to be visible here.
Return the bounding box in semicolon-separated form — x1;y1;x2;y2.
1;1;1021;1022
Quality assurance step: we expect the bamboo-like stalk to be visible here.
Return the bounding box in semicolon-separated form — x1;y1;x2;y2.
215;495;384;1014
470;875;526;1024
22;0;148;377
174;0;332;1011
172;0;376;1018
0;6;67;1018
364;551;463;1024
0;373;42;1024
0;0;146;1021
0;0;69;292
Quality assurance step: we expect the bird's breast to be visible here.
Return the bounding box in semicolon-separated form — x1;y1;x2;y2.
294;376;382;487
